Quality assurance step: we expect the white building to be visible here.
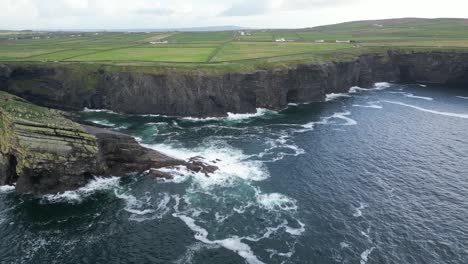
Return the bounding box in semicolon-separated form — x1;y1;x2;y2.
275;38;286;42
315;39;325;43
336;40;351;43
150;40;169;44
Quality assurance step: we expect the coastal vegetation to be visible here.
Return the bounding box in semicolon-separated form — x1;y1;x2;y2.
1;18;468;73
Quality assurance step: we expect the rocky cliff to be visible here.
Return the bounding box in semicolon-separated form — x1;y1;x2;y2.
1;50;468;118
0;92;216;195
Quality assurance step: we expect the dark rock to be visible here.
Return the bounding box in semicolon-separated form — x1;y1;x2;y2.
0;92;218;195
1;51;468;117
147;169;174;180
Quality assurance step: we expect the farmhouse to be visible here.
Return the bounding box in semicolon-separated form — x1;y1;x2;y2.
315;39;325;43
336;40;351;43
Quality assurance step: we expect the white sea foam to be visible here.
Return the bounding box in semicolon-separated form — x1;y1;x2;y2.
456;96;468;100
353;202;368;217
285;220;306;236
182;108;276;122
360;247;376;264
41;177;121;204
328;111;358;126
384;101;468;119
0;185;15;193
349;86;370;93
115;191;171;222
300;111;357;131
173;211;266;264
403;93;434;101
352;102;383;109
418;84;427;87
349;82;391;94
325;93;351;102
89;119;116;127
83;108;117;114
374;82;391;89
144;142;269;188
256;193;298;211
340;242;350;249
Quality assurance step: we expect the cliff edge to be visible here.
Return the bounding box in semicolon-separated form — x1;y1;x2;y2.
0;91;216;195
1;50;468;117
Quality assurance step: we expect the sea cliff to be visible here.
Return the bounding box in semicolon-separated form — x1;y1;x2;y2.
1;50;468;117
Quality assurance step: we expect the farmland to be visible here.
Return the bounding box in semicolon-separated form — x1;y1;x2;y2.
1;18;468;71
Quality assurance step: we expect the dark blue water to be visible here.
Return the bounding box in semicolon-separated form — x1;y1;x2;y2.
1;83;467;264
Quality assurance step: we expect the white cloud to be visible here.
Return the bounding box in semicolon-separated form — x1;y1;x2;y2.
0;0;467;30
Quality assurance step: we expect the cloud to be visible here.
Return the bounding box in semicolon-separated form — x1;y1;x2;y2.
220;0;354;17
220;0;271;16
135;7;175;16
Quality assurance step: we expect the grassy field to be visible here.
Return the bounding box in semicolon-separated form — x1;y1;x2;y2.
1;18;468;70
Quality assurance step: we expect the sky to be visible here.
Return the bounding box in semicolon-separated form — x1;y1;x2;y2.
1;0;468;30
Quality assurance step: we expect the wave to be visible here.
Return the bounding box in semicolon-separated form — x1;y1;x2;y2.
383;101;468;119
0;185;15;193
325;93;351;102
143;141;269;187
41;177;121;204
352;102;383;109
256;193;298;211
403;93;433;101
172;196;266;264
353;202;368;217
300;111;357;132
456;96;468;100
82;108;117;114
349;82;391;94
390;91;434;101
88;119;116;127
181;108;276;122
360;247;376;264
115;191;171;222
418;84;427;87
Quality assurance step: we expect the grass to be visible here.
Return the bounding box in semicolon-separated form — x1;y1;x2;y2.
0;18;468;70
212;42;352;62
70;47;216;62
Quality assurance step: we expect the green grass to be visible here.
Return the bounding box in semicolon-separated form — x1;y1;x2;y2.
1;18;468;71
163;32;234;43
212;42;352;62
70;47;216;62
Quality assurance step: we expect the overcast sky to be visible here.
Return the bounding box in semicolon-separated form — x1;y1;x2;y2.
1;0;467;30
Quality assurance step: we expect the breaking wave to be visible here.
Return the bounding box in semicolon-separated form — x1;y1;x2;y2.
0;185;15;193
41;177;121;204
325;93;351;101
181;108;277;122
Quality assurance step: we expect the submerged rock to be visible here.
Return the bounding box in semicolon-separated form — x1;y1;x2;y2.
0;91;217;195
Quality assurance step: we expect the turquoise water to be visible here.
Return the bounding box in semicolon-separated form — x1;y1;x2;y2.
1;83;467;264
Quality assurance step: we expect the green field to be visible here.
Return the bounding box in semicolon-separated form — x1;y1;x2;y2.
1;18;468;70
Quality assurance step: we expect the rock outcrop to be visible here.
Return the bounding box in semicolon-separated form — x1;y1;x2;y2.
1;50;468;117
0;92;216;195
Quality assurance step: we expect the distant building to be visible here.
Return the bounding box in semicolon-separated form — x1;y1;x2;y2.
275;38;286;42
336;40;351;43
240;31;245;36
315;39;325;43
150;40;169;44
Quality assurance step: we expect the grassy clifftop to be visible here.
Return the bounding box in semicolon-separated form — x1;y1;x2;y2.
1;18;468;73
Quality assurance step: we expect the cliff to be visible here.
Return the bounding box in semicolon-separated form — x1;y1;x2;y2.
0;92;216;195
1;50;468;117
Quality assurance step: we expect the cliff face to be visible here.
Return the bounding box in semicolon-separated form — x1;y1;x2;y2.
0;92;216;195
1;50;467;117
